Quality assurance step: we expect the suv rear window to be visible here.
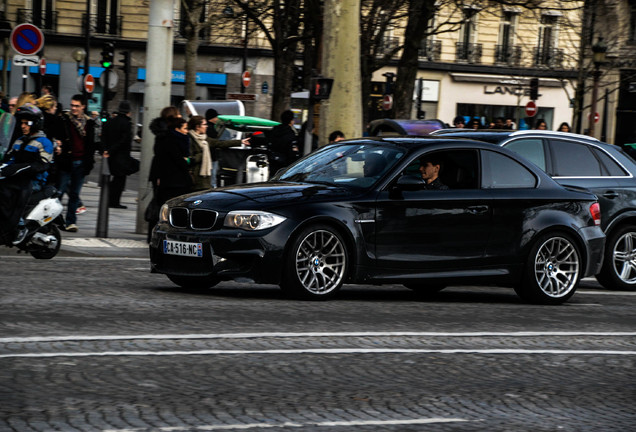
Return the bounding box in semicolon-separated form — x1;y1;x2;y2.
591;147;628;176
551;140;603;176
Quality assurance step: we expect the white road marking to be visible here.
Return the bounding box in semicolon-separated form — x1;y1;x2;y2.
103;418;471;431
2;331;636;344
2;348;636;359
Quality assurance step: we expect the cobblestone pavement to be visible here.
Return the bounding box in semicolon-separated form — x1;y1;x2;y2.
1;256;636;431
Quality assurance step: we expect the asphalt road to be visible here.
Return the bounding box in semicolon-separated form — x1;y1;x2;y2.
1;256;635;431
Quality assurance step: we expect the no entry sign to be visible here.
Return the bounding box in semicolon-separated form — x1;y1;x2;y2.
84;74;95;93
525;101;537;117
242;70;251;88
382;94;393;111
10;23;44;56
39;58;47;76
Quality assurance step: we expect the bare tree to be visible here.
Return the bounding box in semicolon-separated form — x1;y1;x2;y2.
180;0;215;100
228;0;303;121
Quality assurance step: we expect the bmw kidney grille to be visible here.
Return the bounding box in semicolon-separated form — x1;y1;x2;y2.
169;208;218;230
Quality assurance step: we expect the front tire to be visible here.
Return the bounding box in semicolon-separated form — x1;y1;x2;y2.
515;233;581;305
281;225;348;300
596;225;636;291
30;224;61;260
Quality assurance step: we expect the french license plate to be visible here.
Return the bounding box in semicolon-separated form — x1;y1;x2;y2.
163;240;203;257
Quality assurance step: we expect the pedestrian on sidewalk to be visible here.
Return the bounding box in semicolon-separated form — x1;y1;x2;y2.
147;106;189;241
56;94;96;232
187;115;213;191
102;100;135;208
205;109;248;187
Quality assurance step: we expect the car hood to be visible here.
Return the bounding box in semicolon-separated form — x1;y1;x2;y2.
169;182;355;210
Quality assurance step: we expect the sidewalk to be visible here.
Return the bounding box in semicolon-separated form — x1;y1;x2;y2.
58;179;149;258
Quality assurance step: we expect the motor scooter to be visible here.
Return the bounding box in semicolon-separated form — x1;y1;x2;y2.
2;185;64;259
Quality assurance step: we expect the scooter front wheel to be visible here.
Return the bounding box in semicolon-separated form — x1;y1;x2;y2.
30;224;61;259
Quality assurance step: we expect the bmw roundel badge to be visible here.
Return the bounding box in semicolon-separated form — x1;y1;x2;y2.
193;200;203;206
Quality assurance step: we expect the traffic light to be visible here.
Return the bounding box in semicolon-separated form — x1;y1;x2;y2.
529;78;539;100
310;77;334;100
100;42;114;69
119;51;130;74
292;66;304;92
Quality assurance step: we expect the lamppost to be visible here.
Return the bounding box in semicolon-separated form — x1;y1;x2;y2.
588;37;607;137
71;48;86;73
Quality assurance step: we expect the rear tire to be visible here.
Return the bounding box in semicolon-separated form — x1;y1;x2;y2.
596;225;636;291
281;225;348;300
515;233;580;305
30;224;61;260
167;275;219;289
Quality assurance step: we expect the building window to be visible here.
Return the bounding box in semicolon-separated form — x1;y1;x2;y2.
535;14;560;67
456;8;482;63
419;16;441;61
495;11;520;65
31;0;55;30
94;0;120;35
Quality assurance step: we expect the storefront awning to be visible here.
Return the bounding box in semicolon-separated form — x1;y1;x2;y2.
450;73;564;87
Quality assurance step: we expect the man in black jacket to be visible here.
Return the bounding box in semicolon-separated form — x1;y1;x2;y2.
102;100;134;209
267;110;299;178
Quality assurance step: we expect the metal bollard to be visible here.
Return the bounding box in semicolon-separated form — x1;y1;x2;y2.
95;155;110;238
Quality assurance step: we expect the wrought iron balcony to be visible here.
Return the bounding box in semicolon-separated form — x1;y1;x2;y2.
378;36;400;57
17;8;58;31
456;42;483;64
534;47;564;68
494;44;522;66
419;39;441;61
81;13;122;36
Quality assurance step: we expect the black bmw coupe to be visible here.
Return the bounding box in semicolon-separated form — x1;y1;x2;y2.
149;137;605;304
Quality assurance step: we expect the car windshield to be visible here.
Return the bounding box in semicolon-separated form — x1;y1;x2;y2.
277;143;405;189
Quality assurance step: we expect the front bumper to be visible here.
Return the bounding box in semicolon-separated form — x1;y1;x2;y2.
149;223;290;284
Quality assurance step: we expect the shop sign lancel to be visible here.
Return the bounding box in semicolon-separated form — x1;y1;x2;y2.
483;85;523;96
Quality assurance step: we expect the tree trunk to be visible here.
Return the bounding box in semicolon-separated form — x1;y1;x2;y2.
271;47;295;121
184;29;200;101
320;0;363;143
393;0;433;119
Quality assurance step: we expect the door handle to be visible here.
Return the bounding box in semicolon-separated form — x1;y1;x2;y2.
467;205;489;214
603;191;619;199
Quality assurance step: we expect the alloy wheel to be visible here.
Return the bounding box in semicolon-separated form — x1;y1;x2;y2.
534;236;580;298
611;231;636;284
295;229;346;295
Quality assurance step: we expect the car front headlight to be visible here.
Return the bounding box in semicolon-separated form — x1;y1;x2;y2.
159;204;169;223
224;211;286;231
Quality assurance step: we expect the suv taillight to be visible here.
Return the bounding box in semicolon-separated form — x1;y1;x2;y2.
590;203;601;226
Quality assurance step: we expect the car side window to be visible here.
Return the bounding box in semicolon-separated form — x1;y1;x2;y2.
397;149;479;189
551;140;603;176
504;139;546;171
591;147;629;176
481;150;537;189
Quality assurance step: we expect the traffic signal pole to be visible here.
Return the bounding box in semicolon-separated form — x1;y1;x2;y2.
96;66;110;238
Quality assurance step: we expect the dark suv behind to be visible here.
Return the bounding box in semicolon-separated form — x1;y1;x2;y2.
431;129;636;291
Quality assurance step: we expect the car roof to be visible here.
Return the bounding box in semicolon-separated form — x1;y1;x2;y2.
329;136;554;165
431;128;602;144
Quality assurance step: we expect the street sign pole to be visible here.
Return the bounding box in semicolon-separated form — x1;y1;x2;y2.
96;68;111;238
11;23;45;94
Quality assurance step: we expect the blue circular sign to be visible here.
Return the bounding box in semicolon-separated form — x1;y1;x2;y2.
10;24;44;56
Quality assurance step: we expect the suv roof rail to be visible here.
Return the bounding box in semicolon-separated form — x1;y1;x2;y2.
510;130;600;142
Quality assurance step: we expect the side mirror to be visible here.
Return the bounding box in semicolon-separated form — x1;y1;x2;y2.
395;174;425;190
